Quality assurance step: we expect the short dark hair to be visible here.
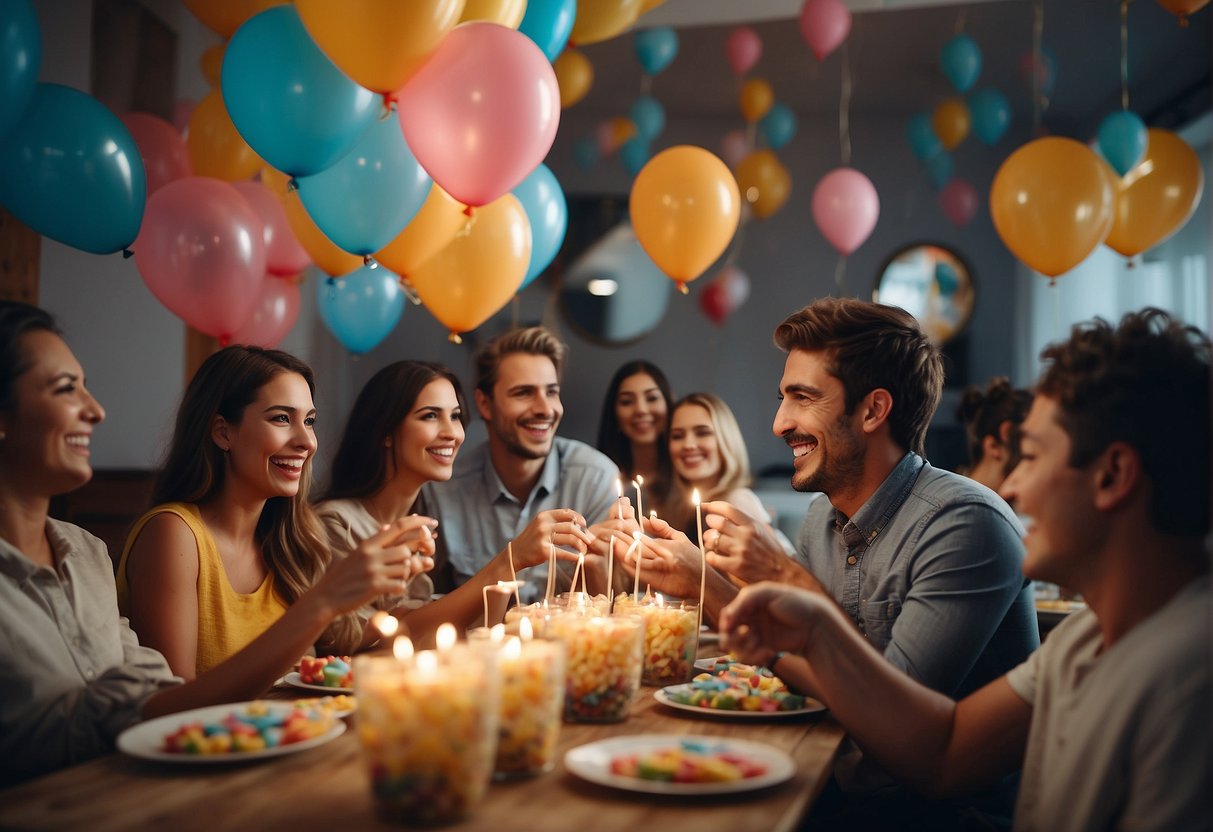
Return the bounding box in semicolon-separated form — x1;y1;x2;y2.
773;298;944;455
957;377;1033;475
1037;308;1210;538
596;360;673;481
0;302;60;413
474;326;567;396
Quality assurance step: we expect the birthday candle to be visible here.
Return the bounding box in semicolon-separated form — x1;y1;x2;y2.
628;530;643;601
693;489;706;635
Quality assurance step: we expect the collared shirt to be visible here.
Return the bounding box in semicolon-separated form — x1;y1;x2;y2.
418;436;619;602
0;519;181;786
795;452;1039;699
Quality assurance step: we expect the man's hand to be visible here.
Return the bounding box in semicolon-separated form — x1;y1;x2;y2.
718;582;826;665
703;501;817;590
512;508;595;568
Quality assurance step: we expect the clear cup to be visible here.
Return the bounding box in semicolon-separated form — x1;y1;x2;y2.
550;614;643;723
633;600;700;686
492;637;566;778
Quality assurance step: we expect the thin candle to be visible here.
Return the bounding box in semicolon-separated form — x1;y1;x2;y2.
370;610;400;639
632;476;645;535
544;534;556;603
606;532;616;609
628;530;643;600
570;552;585;597
498;579;523;609
693;488;706;635
436;623;457;652
392;636;414;661
507;540;517;585
482;584;492;628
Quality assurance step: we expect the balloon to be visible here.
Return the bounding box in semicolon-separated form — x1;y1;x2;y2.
1018;48;1056;101
724;26;762;77
0;0;41;140
410;194;532;340
120;113;192;196
619;136;650;177
734;150;791;220
989;137;1115;277
296;110;431;255
939;34;982;93
759;103;797;150
231;275;301;348
699;264;750;325
572;136;600;170
222;6;379;177
633;26;678;75
1155;0;1210;23
1096;110;1148;177
295;0;464;93
460;0;526;27
173;98;196;134
187;89;263;180
230;180;310;277
799;0;851;61
939;178;979;228
512;163;568;288
554;48;594;109
967;88;1011;146
596;116;636;155
639;0;666;12
1105;128;1204;258
719;129;750;169
200;42;225;88
932;98;971;151
519;0;576;61
906;113;943;161
282;192;363;277
925;151;954;190
259;165;292;196
134;177;265;340
739;77;773;124
570;0;643;46
811;167;879;255
629;145;741;290
182;0;285;38
629;95;666;142
317;265;405;354
396;22;560;207
0;84;145;254
376;184;469;278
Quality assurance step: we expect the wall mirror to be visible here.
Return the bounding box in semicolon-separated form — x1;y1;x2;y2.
873;243;975;345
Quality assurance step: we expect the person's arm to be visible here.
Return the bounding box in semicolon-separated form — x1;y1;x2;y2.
703;500;825;592
124;513;203;679
621;513;741;625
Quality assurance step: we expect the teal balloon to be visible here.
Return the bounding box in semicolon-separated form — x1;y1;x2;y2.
0;0;41;139
906;113;942;161
573;136;599;170
935;262;959;297
940;34;981;93
968;88;1010;145
519;0;575;62
759;103;797;150
620;137;650;177
296;110;430;255
0;83;145;254
1097;110;1148;177
633;26;679;76
628;96;665;142
925;151;953;190
221;6;378;176
512;163;567;289
317;266;405;354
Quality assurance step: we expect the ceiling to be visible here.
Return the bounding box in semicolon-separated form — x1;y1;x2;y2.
572;0;1212;140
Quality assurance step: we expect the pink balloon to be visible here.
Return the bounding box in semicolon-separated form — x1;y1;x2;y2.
724;26;762;77
173;98;196;135
719;128;749;169
939;178;979;228
799;0;852;62
133;177;266;341
811;167;879;255
395;22;560;207
230;180;312;276
231;275;301;348
120;112;192;196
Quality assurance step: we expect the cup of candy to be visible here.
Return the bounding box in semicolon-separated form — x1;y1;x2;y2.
492;635;566;778
632;597;699;686
549;613;643;723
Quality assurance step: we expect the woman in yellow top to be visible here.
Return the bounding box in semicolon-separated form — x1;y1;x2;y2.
117;346;433;678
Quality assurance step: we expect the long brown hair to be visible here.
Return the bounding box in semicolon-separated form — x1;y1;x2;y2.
668;392;753;534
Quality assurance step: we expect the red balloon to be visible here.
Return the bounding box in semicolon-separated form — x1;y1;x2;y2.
698;264;750;325
939;178;979;228
231;275;301;348
230;180;312;276
724;26;762;77
120;112;192;196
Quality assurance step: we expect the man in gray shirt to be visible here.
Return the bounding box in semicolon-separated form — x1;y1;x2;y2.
420;326;617;603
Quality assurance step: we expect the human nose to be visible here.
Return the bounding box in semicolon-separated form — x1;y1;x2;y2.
82;387;105;425
999;465;1021;504
294;421;317;452
772;400;793;439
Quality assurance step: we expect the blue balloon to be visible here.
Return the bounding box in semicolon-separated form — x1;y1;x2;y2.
906;113;942;161
633;26;679;76
619;137;650;177
573;136;599;170
925;151;953;190
222;6;378;176
940;34;982;94
519;0;576;62
968;88;1011;146
628;96;666;143
759;103;797;150
0;83;145;254
1097;110;1148;177
317;266;405;354
0;0;41;139
512;163;568;289
296;110;431;255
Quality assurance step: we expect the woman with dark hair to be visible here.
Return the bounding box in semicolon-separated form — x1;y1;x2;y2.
596;360;674;516
117;346;425;678
956;376;1033;492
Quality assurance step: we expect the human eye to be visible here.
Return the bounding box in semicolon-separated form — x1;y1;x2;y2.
270;413;290;424
304;415;317;427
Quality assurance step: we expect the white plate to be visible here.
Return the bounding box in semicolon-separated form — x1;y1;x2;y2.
564;734;795;795
654;685;826;719
694;656;731;671
283;671;353;694
116;701;345;764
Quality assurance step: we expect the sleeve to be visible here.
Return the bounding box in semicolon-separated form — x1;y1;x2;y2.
579;458;622;526
315;505;357;557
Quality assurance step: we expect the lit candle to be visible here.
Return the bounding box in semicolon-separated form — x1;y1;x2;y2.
436;623;457;652
371;611;400;640
632;475;645;534
507;540;517;585
498;579;523;609
544;534;557;603
628;530;643;601
393;635;414;661
693;488;706;635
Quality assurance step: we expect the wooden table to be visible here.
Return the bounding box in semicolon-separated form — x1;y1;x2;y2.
0;660;844;831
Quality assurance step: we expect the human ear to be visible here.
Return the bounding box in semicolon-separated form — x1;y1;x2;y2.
860;389;893;434
982;434;1006;462
1092;442;1141;512
210;416;231;453
474;388;492;422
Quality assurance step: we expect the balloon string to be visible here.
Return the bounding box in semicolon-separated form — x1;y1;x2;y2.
839;41;852;167
1120;0;1131;111
834;256;847;295
724;217;749;266
1031;0;1045;132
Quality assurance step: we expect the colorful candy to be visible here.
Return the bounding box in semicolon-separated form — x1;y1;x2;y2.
550;614;643;723
632;600;699;686
298;655;352;688
609;741;769;783
492;638;566;778
667;659;808;712
161;702;335;755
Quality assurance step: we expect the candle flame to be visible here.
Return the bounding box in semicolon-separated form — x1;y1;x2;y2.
520;616;534;641
435;623;457;651
392;636;414;661
490;623;505;643
656;592;665;607
503;636;522;661
649;510;658;520
615;477;623;498
692;487;701;506
632;529;642;542
371;610;399;638
416;650;438;674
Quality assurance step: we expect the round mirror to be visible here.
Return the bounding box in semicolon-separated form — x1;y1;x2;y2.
873;243;975;345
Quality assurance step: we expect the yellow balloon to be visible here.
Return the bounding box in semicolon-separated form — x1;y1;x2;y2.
990;137;1115;278
629;145;741;290
410;194;532;341
460;0;527;28
739;78;774;124
282;193;364;277
187;90;263;181
200;42;225;88
376;185;470;278
554;49;594;108
1105;128;1204;258
639;0;667;12
259;166;292;197
182;0;285;38
734;149;791;220
570;0;643;46
295;0;466;94
932;98;971;151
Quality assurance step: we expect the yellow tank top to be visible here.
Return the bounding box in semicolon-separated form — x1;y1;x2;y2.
116;502;287;676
